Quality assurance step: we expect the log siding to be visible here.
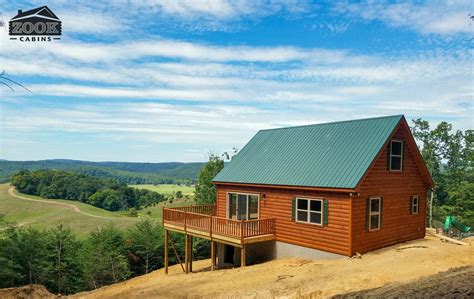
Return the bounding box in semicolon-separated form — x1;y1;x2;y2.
352;123;428;254
216;185;351;255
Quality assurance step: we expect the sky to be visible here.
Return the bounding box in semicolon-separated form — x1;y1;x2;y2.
0;0;472;162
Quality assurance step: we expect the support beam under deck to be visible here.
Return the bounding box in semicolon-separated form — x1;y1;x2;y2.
164;229;169;274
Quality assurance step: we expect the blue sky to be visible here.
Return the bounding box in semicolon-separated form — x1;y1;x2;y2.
0;0;472;162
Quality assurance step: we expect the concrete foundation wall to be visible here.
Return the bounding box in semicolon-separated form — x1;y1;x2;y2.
274;241;343;260
216;240;343;268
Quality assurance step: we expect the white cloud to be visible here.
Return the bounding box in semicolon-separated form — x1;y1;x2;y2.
58;10;128;35
336;0;472;35
120;0;312;20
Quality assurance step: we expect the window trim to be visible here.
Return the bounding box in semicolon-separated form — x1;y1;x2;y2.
295;197;324;226
389;140;404;172
369;197;381;231
411;195;419;215
226;192;260;220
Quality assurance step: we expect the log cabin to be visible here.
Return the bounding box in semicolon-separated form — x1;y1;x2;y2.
162;115;433;272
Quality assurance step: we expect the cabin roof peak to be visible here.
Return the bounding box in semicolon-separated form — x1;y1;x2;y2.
213;115;411;189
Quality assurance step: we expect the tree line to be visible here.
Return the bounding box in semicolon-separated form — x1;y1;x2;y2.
411;119;473;226
0;160;201;184
11;170;165;211
0;219;206;295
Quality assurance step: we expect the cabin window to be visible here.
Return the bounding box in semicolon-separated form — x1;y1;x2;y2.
227;192;259;220
369;197;381;231
411;196;419;214
389;140;403;171
296;198;323;225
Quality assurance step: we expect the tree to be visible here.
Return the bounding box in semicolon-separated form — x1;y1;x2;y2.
194;154;224;204
126;220;163;275
175;190;183;199
0;225;23;288
411;119;474;226
16;227;50;286
81;225;130;289
45;223;83;294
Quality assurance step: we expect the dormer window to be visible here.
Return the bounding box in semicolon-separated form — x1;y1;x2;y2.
389;140;403;171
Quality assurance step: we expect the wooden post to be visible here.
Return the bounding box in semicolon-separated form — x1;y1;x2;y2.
429;188;434;228
189;235;193;273
211;240;215;271
241;245;246;268
164;229;169;274
185;234;189;274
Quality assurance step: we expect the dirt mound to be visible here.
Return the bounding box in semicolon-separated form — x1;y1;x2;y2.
0;284;56;299
334;266;474;298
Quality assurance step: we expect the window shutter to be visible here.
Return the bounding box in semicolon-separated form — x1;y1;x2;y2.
365;198;370;231
323;199;328;226
401;141;405;171
291;197;296;222
387;142;392;170
380;197;384;228
410;197;413;214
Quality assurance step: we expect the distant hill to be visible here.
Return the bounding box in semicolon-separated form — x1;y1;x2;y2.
0;159;204;184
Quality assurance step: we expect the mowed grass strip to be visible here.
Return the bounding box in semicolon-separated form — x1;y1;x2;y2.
0;183;139;237
130;184;195;196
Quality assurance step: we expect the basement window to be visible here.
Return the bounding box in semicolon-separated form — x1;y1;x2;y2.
369;197;381;231
411;196;419;214
296;198;323;225
390;140;403;171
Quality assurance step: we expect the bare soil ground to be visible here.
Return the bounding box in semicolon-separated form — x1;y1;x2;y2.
72;235;474;298
0;284;55;299
334;265;474;298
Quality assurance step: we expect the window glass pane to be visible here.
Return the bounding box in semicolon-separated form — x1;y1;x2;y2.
297;211;308;222
297;199;308;210
248;195;259;219
370;198;380;213
310;200;322;212
391;141;402;155
229;193;237;219
237;194;247;220
370;215;379;230
391;156;401;170
310;212;321;224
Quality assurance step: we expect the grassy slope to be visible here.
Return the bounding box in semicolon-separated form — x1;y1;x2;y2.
0;183;139;237
0;183;195;237
130;184;195;196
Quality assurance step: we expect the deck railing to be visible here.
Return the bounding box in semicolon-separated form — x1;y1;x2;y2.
168;204;215;215
162;205;275;241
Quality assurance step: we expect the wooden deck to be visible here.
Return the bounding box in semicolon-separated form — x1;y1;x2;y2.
162;205;276;247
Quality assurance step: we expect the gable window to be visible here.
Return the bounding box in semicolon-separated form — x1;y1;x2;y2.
389;140;403;171
296;198;323;225
411;196;419;214
369;197;381;231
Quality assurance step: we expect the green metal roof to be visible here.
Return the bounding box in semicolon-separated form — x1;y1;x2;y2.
213;115;403;189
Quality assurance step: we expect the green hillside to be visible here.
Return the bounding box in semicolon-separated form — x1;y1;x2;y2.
0;159;204;184
0;183;139;237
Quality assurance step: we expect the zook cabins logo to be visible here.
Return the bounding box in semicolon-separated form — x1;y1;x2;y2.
9;6;61;42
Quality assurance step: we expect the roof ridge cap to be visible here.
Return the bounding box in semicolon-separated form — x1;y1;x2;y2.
259;114;404;132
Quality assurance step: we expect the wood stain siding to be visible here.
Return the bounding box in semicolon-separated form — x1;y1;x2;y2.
352;124;427;254
216;185;351;255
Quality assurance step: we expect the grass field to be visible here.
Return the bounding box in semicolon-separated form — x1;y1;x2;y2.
130;184;195;197
0;183;195;237
0;183;140;237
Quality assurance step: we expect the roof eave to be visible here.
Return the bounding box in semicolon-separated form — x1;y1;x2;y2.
213;181;356;193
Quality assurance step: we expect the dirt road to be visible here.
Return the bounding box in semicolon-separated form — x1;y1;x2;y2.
8;186;118;220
